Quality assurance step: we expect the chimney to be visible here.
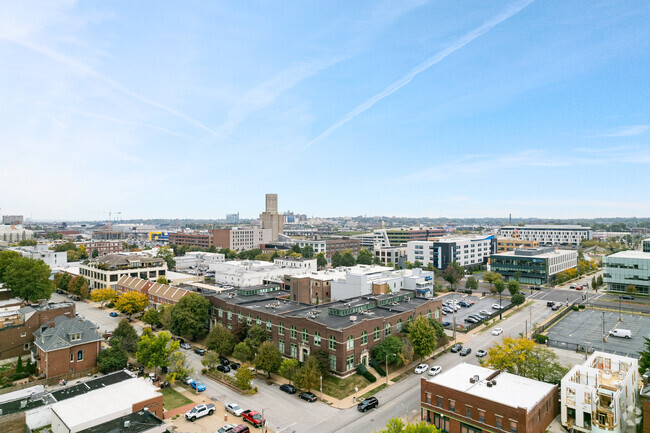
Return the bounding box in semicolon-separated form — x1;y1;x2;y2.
643;370;649;387
49;321;55;328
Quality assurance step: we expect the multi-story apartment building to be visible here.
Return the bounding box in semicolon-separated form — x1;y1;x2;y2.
498;225;592;246
0;224;34;244
294;238;361;260
602;250;650;295
208;287;442;377
76;240;123;257
407;236;496;270
2;215;23;225
496;238;540;253
374;246;406;266
213;227;272;252
79;254;167;290
10;245;68;268
421;363;559;433
489;247;577;285
0;301;75;361
168;231;213;249
561;352;639;433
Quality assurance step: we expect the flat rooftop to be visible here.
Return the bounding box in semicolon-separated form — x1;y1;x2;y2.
492;248;574;258
77;409;164;433
501;225;591;230
428;363;556;411
605;250;650;260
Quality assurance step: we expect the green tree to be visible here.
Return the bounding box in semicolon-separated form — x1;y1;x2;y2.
54;242;77;252
254;341;283;378
235;362;254;390
219;248;237;259
592;276;597;290
156;276;169;285
486;337;568;384
507;279;520;296
233;342;254;362
156;246;176;270
482;271;503;289
114;291;149;319
3;256;53;301
407;316;437;361
16;356;23;373
357;249;374;265
638;337;650;373
142;309;162;327
160;305;173;329
279;358;301;384
244;325;268;353
331;251;343;267
201;351;221;370
301;245;314;259
428;319;449;345
465;276;479;292
17;239;37;246
136;331;180;374
97;346;128;373
316;252;327;268
53;272;72;293
626;284;637;294
310;348;331;379
169;292;210;340
377;418;440;433
206;323;236;355
413;260;422;269
110;319;140;354
442;262;464;291
511;293;525;306
373;256;382;265
493;279;506;318
373;335;404;365
294;356;321;392
597;275;603;288
167;350;193;381
92;249;99;258
341;250;356;267
68;276;89;299
290;244;302;254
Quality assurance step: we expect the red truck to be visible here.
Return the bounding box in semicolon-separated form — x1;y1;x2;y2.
241;410;265;428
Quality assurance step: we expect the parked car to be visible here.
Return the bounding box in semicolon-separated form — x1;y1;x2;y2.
476;349;487;358
492;328;503;336
230;425;250;433
194;348;206;356
609;329;632;339
530;286;541;291
479;309;491;316
570;284;577;289
428;366;442;376
218;424;239;433
459;347;472;356
279;384;296;394
226;403;244;417
180;342;191;350
189;380;206;392
219;355;230;365
357;397;379;412
492;304;503;310
184;377;194;385
551;303;561;311
547;301;555;307
450;344;463;353
217;365;231;373
55;289;63;294
442;321;451;327
109;312;118;317
442;307;454;314
185;403;215;421
620;295;634;300
414;364;429;374
576;285;583;290
464;317;478;324
458;301;470;307
468;315;483;322
299;392;317;402
241;410;265;428
230;362;240;370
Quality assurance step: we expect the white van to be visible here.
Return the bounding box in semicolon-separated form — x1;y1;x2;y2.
609;329;632;339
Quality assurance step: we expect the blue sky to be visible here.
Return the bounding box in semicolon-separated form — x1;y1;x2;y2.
0;1;648;221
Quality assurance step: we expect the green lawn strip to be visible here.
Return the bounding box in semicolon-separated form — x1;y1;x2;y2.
0;364;13;373
321;374;371;400
161;387;193;410
359;384;387;400
391;372;409;383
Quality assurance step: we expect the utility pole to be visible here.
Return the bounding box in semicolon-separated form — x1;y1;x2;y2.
601;312;605;352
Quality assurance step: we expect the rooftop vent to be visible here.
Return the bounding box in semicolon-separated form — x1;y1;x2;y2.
124;420;131;428
487;382;493;387
470;377;476;383
350;316;357;322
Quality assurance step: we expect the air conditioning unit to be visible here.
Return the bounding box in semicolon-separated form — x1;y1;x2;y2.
350;316;357;322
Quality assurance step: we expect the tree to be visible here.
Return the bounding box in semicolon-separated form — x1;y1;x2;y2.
53;272;72;293
136;331;180;374
597;275;603;288
235;362;254;390
97;346;128;373
507;280;520;296
254;341;283;378
201;351;221;370
592;276;597;290
17;239;37;246
310;348;331;379
16;356;23;373
68;276;89;299
373;256;382;265
218;248;237;260
169;293;210;340
167;350;193;381
331;251;343;267
279;358;301;384
160;305;173;329
377;418;439;433
156;276;169;285
142;309;162;327
486;337;568;384
0;250;20;281
110;319;140;353
3;257;53;301
92;249;99;258
482;271;503;289
493;279;506;318
357;249;374;265
407;316;437;361
442;262;464;291
206;323;236;355
301;245;314;259
428;319;449;345
316;252;327;268
639;337;650;373
233;342;254;362
294;356;321;392
626;284;637;294
465;276;479;292
156;246;176;270
114;292;149;319
244;325;268;353
291;244;302;254
511;293;525;306
373;336;404;365
340;250;356;267
90;287;119;308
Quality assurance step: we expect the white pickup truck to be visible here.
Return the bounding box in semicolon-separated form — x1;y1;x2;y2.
185;403;216;422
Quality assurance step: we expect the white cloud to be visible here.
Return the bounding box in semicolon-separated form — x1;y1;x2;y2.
597;125;649;137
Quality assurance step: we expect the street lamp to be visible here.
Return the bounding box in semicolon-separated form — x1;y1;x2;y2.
320;375;323;402
261;408;270;433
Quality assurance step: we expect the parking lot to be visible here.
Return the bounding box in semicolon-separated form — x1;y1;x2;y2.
544;309;650;357
438;294;511;326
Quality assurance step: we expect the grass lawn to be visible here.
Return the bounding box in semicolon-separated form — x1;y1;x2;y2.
359;383;387;400
322;374;371;400
161;387;193;410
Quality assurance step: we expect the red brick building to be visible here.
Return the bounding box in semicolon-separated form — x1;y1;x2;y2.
421;363;559;433
78;240;124;256
168;232;212;249
32;316;102;378
116;275;191;307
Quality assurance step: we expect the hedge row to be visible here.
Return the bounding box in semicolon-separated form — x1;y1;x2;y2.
370;359;386;377
356;364;377;383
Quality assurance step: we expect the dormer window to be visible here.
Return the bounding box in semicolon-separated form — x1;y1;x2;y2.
70;333;82;342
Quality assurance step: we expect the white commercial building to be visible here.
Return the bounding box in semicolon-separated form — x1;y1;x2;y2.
10;245;68;268
0;224;34;245
294;239;327;255
374;246;406;266
208;258;315;287
330;265;434;300
174;251;225;270
407;236;495;269
561;352;639;433
498;225;593;246
79;254;167;290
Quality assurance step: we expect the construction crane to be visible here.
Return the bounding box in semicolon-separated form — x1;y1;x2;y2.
108;211;121;232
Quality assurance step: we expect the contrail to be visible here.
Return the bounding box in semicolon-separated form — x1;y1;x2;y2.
302;0;534;150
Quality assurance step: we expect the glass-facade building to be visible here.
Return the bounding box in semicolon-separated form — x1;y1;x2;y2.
489;247;577;285
603;251;650;295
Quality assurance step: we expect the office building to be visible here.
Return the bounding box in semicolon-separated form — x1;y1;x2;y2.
226;213;240;224
602;250;650;295
489;247;577;285
0;224;34;244
79;254;167;290
643;238;650;253
496;238;540;253
2;215;23;225
76;240;123;257
561;352;639;433
294;238;361;260
407;236;496;270
260;193;284;241
168;231;212;249
208;257;314;287
11;245;68;268
174;251;225;270
421;363;559;433
498;225;592;246
374;245;406;266
213;227;272;251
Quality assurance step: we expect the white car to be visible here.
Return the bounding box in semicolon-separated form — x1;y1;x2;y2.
492;304;503;310
414;364;429;374
492;328;503;336
428;366;442;376
225;402;243;417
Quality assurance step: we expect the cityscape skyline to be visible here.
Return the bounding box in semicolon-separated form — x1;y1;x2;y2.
1;1;648;220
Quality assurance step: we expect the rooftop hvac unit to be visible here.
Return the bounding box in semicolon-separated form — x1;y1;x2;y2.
487;382;493;387
350;316;357;322
124;421;131;427
470;378;476;383
491;380;497;386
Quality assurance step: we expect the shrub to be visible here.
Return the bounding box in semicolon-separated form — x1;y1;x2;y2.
511;293;525;306
357;364;377;383
369;359;386;377
572;306;579;311
10;372;29;381
535;335;548;344
579;304;586;310
201;368;207;374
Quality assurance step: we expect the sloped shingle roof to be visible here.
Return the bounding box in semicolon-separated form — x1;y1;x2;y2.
33;315;102;352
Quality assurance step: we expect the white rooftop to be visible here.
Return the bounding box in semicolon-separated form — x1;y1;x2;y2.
428;363;556;411
606;250;650;260
501;225;591;230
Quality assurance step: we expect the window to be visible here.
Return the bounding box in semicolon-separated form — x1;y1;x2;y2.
237;312;243;323
278;322;284;336
396;319;402;332
278;340;285;353
256;316;262;326
478;409;485;423
70;353;74;362
449;400;455;413
314;331;321;346
374;327;381;341
227;323;232;330
302;328;309;342
509;419;517;433
227;309;232;320
495;415;503;429
218;307;223;318
266;319;272;332
427;310;432;319
329;335;336;350
385;322;391;336
346;354;354;370
361;331;368;345
21;332;26;337
465;405;472;418
290;343;297;358
24;343;29;350
329;354;337;370
246;314;252;325
437;396;443;408
347;335;354;350
290;325;297;339
435;308;440;319
77;350;83;361
425;392;432;404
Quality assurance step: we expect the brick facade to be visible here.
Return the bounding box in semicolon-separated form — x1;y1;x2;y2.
132;394;164;419
290;276;332;304
325;239;361;259
168;232;212;249
37;340;101;378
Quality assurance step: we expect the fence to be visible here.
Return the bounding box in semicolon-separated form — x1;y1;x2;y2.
545;338;638;358
0;367;100;396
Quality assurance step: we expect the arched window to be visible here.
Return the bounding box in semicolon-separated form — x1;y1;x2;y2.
396;319;403;332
